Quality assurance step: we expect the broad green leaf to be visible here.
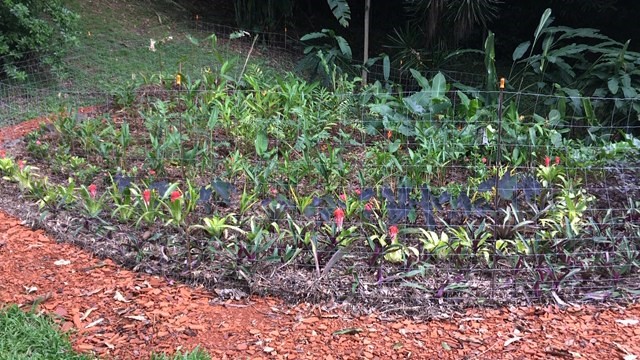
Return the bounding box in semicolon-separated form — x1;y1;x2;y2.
335;35;352;58
528;127;536;146
207;108;219;130
608;77;619;95
431;72;446;99
550;132;562;147
403;96;425;114
548;109;561;124
186;34;199;46
398;124;415;137
388;139;401;153
540;35;554;72
456;91;470;108
369;103;393;117
534;9;553;42
582;97;597;125
622;85;638;99
410;69;431;90
512;41;531;61
327;0;351;27
383;54;390;81
300;32;327;41
484;31;497;93
229;30;249;39
620;74;638;98
255;131;269;156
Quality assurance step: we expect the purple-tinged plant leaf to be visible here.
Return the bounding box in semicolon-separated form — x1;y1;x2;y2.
435;281;448;298
456;193;471;214
359;188;375;201
211;179;233;205
518;175;541;202
472;198;491;216
149;181;169;195
114;173;132;192
419;187;436;230
478;176;496;193
319;208;331;222
497;172;517;200
322;194;337;209
381;187;395;204
583;290;612;301
398;186;410;206
438;191;451;204
303;206;316;217
198;186;212;203
376;266;384;284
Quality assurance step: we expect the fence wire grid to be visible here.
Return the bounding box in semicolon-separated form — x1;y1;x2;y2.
0;20;639;311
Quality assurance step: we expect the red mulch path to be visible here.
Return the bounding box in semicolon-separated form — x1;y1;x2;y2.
1;118;640;359
0;107;99;145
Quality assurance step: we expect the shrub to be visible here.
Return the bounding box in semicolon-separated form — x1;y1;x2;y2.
0;0;78;80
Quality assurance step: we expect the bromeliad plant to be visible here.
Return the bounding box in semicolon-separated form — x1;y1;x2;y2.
130;183;163;226
79;183;104;218
0;153;15;177
190;213;244;239
163;186;185;227
10;160;38;192
110;175;136;223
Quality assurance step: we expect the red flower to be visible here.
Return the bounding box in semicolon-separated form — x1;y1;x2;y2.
481;157;487;164
354;188;361;196
389;225;399;240
18;160;24;171
36;140;41;146
0;150;6;158
364;203;373;212
149;169;156;176
555;156;560;166
333;208;345;231
544;156;551;167
339;193;347;202
88;184;97;199
142;189;151;205
170;190;182;202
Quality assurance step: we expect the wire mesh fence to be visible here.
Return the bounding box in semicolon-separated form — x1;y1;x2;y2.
0;20;639;310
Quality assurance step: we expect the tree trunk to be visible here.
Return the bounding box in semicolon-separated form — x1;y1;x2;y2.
362;0;371;86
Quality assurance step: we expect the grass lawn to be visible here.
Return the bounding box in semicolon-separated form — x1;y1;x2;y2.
0;305;212;359
0;305;90;360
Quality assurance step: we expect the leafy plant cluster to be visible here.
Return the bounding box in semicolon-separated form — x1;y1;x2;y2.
2;30;640;302
506;9;640;128
299;8;640;130
0;0;78;81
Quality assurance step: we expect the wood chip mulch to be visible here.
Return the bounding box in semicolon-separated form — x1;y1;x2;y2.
1;211;639;359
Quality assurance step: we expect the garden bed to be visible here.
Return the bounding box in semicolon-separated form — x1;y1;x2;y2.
1;68;639;313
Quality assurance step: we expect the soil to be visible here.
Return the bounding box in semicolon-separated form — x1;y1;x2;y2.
2;210;640;359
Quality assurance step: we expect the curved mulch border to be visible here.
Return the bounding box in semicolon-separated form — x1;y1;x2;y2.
1;210;640;359
1;117;640;359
